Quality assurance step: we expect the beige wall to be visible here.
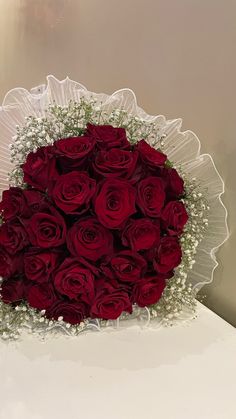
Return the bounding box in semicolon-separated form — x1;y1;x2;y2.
0;0;235;325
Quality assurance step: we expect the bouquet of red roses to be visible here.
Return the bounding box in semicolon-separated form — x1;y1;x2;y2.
0;123;188;326
0;76;227;340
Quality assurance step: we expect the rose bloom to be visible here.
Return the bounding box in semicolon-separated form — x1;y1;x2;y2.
162;167;184;198
53;258;95;304
153;237;182;273
23;190;53;215
106;250;147;283
94;178;136;229
0;187;29;221
67;217;113;261
90;279;132;320
161;201;188;236
92;148;138;180
46;300;88;325
54;135;96;171
0;247;23;278
132;275;166;307
0;277;25;304
122;218;160;251
49;171;96;214
27;210;66;248
22;145;58;191
86;123;130;150
24;249;61;283
136;139;167;168
27;283;57;310
137;176;165;217
0;220;29;254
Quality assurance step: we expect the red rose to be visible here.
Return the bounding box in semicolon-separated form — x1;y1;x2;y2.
136;139;167;168
153;237;182;273
94;178;136;229
86;123;130;150
67;217;113;261
0;187;28;221
0;277;25;304
53;258;95;304
92;148;138;180
162;168;184;198
27;210;66;248
22;146;58;191
122;218;160;251
24;249;61;283
0;247;22;278
46;300;88;325
137;176;165;217
132;275;166;307
107;250;147;283
90;279;132;320
27;283;57;310
55;136;96;171
161;201;188;235
23;190;51;215
49;171;96;214
0;220;29;254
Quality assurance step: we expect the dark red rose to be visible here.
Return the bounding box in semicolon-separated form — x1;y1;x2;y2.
53;258;95;304
0;187;28;221
90;279;132;320
0;277;25;304
122;218;160;251
0;248;23;278
22;146;58;191
49;171;96;214
107;250;147;283
132;275;166;307
54;136;96;170
46;300;88;325
162;168;184;198
0;220;29;254
86;123;130;150
137;176;165;217
92;148;138;180
67;217;113;261
27;211;66;248
24;249;61;283
153;237;182;273
136;139;167;168
27;283;57;310
161;201;188;235
23;190;51;215
94;178;136;229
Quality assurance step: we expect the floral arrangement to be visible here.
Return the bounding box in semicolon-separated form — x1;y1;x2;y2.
0;76;228;339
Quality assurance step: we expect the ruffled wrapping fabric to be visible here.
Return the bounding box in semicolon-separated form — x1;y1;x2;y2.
0;75;228;294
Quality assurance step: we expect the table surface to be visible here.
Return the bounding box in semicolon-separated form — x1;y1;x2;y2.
0;302;235;419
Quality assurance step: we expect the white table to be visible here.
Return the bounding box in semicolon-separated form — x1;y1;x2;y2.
0;302;235;419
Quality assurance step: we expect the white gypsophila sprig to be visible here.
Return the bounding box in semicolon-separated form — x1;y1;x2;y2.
0;101;209;339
